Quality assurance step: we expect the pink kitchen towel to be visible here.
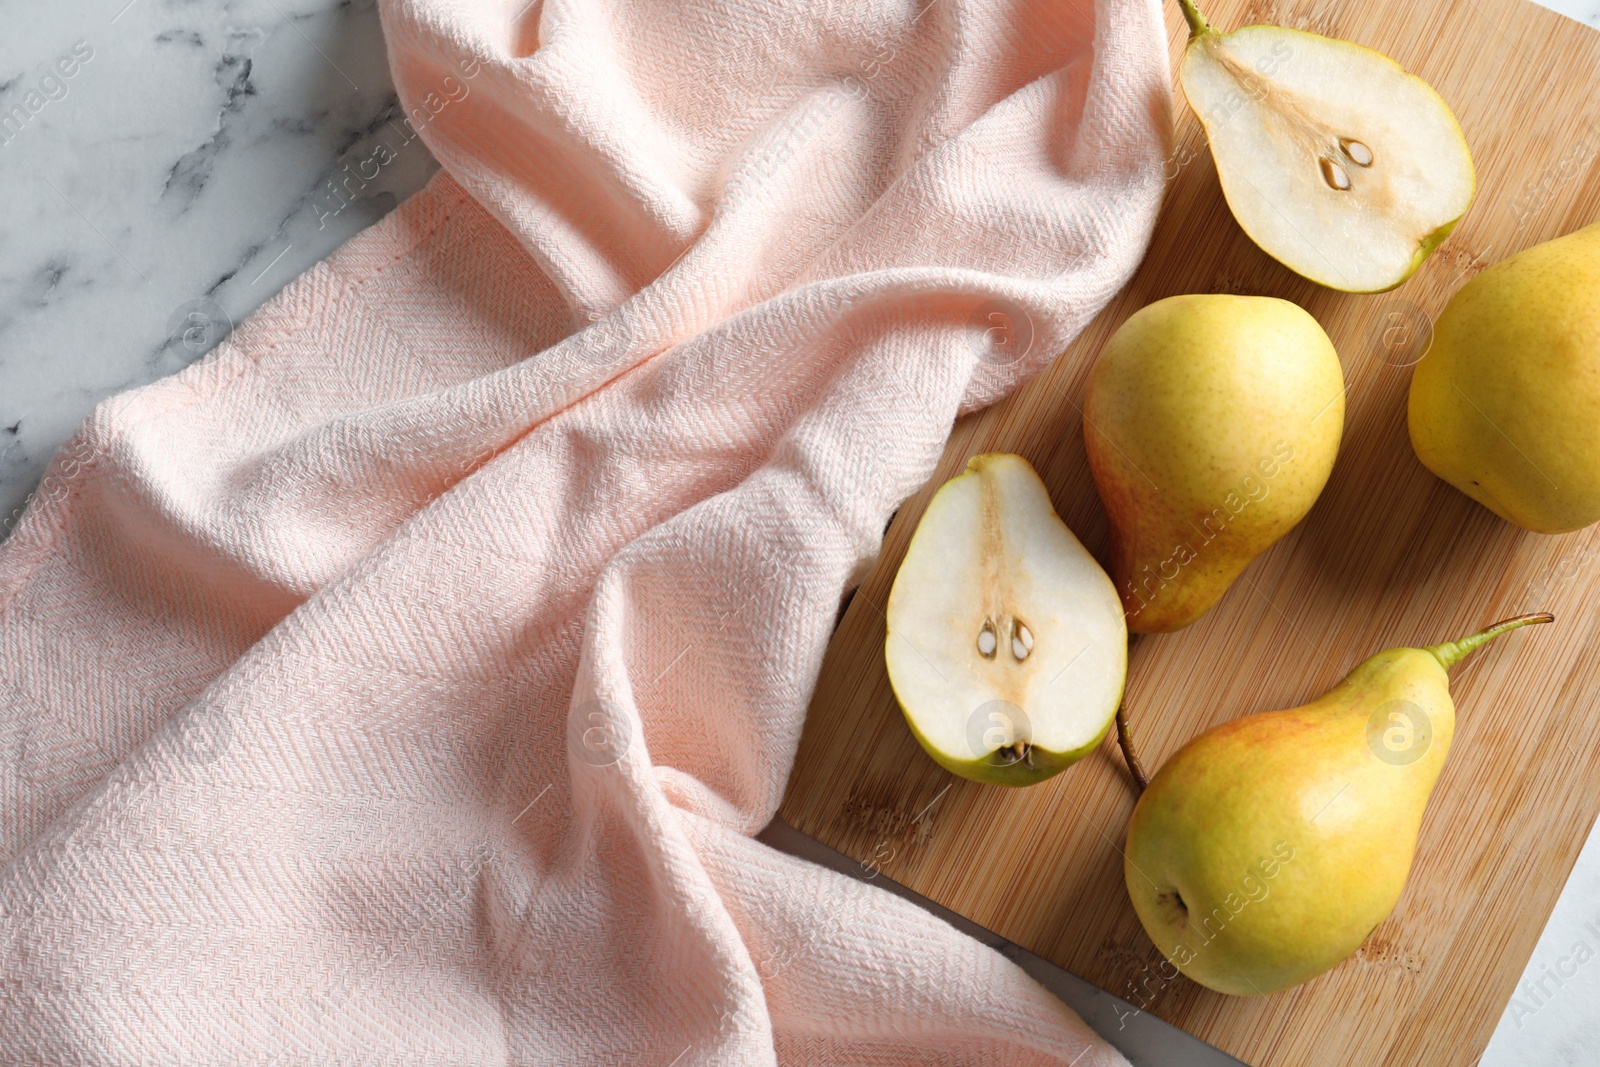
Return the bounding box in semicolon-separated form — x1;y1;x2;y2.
0;0;1168;1062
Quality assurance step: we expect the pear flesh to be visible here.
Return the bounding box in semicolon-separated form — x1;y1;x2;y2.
886;454;1127;787
1180;5;1475;292
1124;615;1550;996
1084;294;1344;633
1409;221;1600;534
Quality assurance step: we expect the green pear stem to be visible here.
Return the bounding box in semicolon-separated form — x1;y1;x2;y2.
1425;612;1555;670
1177;0;1211;37
1116;704;1151;793
1117;613;1555;795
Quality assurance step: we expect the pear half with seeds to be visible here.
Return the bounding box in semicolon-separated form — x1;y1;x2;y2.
1178;0;1474;293
885;453;1127;787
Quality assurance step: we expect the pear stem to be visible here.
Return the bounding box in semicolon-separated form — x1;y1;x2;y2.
1177;0;1211;37
1115;613;1554;794
1425;612;1555;671
1116;704;1150;793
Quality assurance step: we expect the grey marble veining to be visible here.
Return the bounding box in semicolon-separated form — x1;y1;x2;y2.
0;0;437;530
1;1;1598;1065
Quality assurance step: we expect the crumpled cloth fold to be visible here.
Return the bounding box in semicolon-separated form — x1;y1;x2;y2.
0;0;1168;1061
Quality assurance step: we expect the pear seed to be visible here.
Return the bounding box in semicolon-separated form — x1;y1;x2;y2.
1017;621;1035;652
997;740;1032;767
1340;138;1374;167
977;621;998;658
1320;157;1352;190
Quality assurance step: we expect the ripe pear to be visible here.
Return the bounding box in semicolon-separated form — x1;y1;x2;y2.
1177;0;1475;292
885;454;1127;787
1124;613;1552;996
1409;221;1600;534
1084;294;1343;633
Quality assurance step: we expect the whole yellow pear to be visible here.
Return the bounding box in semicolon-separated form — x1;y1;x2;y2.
1125;614;1551;995
1409;221;1600;534
1084;294;1344;633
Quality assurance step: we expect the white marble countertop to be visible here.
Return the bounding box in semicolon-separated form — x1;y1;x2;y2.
1;1;1597;1064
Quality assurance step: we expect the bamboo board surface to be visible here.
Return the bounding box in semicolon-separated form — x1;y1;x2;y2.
778;1;1600;1064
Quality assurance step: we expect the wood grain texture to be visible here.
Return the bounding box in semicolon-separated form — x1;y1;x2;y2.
778;1;1600;1064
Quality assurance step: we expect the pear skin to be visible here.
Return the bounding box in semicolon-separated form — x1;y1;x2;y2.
1084;294;1344;633
1409;221;1600;534
1124;614;1552;996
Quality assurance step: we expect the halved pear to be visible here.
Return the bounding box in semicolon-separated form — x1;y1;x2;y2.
885;454;1127;787
1177;0;1474;293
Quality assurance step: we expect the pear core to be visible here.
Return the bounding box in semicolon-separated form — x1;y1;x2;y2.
1177;0;1474;292
885;454;1127;787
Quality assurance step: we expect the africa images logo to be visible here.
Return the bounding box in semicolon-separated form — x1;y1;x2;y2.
0;41;94;148
1121;441;1295;622
567;698;633;768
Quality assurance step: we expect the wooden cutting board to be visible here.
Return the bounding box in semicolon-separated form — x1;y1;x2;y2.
779;1;1600;1064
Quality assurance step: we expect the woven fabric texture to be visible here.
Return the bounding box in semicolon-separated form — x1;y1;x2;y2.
0;0;1169;1061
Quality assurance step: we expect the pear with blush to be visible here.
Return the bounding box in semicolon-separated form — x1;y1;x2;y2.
1124;614;1552;995
1084;293;1343;633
